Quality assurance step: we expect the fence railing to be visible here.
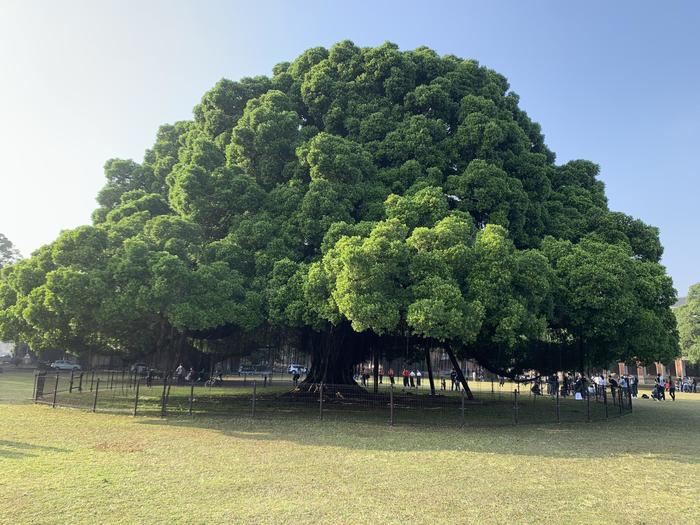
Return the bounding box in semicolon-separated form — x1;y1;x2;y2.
32;370;633;427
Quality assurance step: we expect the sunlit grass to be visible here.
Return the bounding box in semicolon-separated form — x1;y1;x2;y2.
1;369;699;524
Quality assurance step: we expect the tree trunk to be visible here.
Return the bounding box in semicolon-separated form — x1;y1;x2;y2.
373;349;379;394
155;317;167;366
301;328;358;385
578;335;586;377
172;333;185;371
424;346;435;395
445;346;474;400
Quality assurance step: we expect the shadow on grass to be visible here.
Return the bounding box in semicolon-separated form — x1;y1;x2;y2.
0;439;70;459
133;396;700;465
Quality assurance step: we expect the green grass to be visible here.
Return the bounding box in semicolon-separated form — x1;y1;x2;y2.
1;369;699;524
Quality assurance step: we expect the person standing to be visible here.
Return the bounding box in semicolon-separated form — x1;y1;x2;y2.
402;367;410;388
379;365;384;384
693;377;697;393
608;375;618;400
574;374;583;400
619;375;628;395
668;377;676;401
416;369;422;388
175;363;185;384
409;369;416;388
450;370;457;391
388;367;395;385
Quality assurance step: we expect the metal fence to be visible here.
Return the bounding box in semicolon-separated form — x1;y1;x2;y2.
32;370;633;427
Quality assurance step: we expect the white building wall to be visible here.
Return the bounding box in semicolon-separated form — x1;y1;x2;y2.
0;341;15;356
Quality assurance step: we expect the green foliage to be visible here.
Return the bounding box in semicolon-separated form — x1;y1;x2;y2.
0;42;678;375
0;233;21;269
676;283;700;363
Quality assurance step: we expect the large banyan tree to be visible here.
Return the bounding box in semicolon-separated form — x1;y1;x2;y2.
0;41;679;393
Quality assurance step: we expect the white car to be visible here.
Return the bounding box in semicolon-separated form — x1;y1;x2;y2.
51;359;81;371
287;364;307;375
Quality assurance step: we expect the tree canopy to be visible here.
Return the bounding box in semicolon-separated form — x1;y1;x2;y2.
676;283;700;364
0;41;679;384
0;233;21;269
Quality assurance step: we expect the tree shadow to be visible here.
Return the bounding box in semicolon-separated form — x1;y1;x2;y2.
0;439;71;459
136;398;700;465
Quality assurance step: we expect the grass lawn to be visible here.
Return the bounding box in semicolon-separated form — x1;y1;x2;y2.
1;369;699;524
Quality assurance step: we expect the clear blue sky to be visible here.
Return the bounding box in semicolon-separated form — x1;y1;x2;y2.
1;0;698;294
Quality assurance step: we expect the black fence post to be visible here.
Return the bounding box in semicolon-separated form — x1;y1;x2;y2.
109;371;115;390
586;388;591;422
319;383;324;421
160;376;169;417
603;386;608;419
555;385;560;424
69;369;75;394
52;373;59;408
133;379;141;416
90;370;95;392
92;378;100;412
460;388;466;428
389;384;394;426
628;387;633;412
34;372;46;402
618;388;623;416
513;389;519;425
188;381;195;416
78;372;83;393
252;380;257;418
32;371;38;401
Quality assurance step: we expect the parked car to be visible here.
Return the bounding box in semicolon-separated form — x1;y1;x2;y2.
149;368;165;379
51;359;81;371
238;366;257;376
287;364;307;375
130;363;148;374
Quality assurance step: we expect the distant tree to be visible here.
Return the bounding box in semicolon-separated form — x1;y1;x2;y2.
0;233;21;269
676;283;700;364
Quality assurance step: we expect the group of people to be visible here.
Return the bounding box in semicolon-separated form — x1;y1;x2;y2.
530;372;698;402
401;367;422;388
649;374;697;400
445;370;462;391
173;364;223;385
529;373;641;400
676;376;697;393
356;366;425;388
